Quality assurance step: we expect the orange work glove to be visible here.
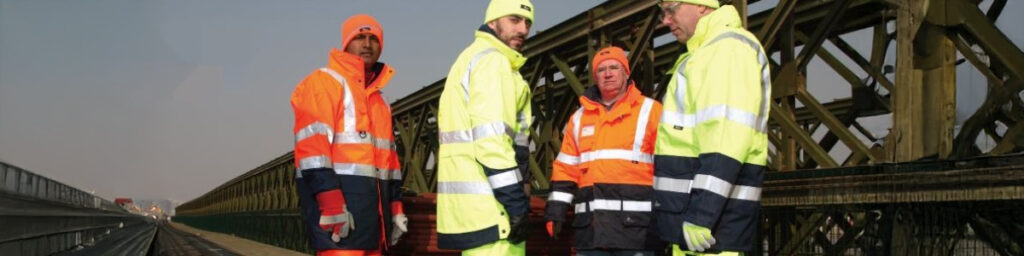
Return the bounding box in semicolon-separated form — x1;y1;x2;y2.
315;189;354;242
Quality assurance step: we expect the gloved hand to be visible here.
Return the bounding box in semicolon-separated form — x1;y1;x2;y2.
682;222;715;252
514;145;532;183
389;201;408;246
390;213;408;245
546;220;562;239
316;189;354;242
507;214;530;244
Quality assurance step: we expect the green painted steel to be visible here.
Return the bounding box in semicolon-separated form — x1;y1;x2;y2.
176;0;1024;255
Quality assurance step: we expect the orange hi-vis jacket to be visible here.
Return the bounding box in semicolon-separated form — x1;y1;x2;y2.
291;48;401;250
544;84;664;250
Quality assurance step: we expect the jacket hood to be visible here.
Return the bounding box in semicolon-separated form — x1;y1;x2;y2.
474;28;527;70
687;5;743;51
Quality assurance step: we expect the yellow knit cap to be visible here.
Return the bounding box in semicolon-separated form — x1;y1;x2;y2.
662;0;720;9
484;0;535;23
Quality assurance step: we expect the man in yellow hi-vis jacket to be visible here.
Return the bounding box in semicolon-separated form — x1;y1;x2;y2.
435;0;535;255
652;0;771;255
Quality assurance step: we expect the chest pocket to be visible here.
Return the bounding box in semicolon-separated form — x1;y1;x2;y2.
577;123;597;152
575;106;609;154
575;110;646;154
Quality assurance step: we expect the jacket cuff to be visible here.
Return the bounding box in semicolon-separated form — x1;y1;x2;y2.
682;206;718;229
481;163;529;216
391;200;404;215
514;145;532;182
300;167;339;194
314;189;346;209
544;201;569;222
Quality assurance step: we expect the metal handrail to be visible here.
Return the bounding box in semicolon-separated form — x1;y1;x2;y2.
0;161;149;255
0;161;118;210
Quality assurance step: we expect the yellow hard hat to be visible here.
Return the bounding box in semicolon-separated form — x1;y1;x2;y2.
485;0;535;23
662;0;720;9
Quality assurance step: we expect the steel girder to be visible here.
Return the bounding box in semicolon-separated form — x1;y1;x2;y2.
390;0;909;192
761;154;1024;255
174;0;1024;254
176;0;1024;212
763;202;1024;256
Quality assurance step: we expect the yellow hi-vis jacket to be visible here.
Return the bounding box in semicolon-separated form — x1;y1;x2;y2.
435;29;533;250
652;5;770;252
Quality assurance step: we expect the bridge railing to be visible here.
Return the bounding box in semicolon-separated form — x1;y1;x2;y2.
0;161;146;255
1;162;110;210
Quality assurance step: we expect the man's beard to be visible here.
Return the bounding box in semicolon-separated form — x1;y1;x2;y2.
495;26;525;50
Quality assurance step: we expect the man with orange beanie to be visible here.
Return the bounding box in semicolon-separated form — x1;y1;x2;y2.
544;46;664;256
290;14;407;256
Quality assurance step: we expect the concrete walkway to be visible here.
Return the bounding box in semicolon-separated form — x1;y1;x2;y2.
168;222;308;256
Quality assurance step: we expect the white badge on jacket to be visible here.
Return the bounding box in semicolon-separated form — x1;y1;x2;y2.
581;125;595;137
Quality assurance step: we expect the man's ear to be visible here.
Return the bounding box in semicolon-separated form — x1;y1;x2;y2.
698;5;712;15
487;20;498;31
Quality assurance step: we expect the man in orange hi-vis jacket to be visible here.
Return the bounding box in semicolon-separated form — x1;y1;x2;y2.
544;46;665;256
290;14;407;256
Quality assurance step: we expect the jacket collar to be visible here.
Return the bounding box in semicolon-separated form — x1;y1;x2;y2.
475;26;527;70
686;5;743;52
578;82;643;122
327;48;395;95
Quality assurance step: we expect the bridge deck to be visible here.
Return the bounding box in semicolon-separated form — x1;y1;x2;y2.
165;222;306;256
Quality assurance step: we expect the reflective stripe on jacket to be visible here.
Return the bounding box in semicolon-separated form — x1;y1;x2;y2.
653;5;770;252
291;48;402;250
545;84;663;250
435;29;533;250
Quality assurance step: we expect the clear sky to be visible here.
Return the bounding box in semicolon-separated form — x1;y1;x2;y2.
0;0;602;202
1;0;1021;203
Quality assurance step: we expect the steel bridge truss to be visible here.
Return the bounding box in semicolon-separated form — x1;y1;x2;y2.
176;1;1024;255
391;0;1024;192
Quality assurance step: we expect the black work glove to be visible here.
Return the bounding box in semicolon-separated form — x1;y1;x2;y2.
508;214;530;244
514;145;532;183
